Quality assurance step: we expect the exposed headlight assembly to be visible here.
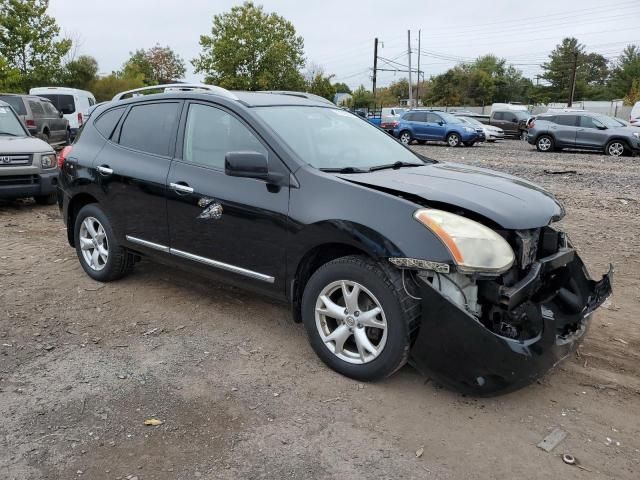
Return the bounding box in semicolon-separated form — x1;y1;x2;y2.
40;153;56;169
633;132;640;139
414;209;515;274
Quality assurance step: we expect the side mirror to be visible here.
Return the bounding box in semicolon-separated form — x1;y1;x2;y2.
438;121;444;126
225;151;284;185
595;124;607;130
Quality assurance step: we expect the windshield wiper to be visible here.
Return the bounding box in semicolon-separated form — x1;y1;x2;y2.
0;131;20;136
368;161;423;172
319;166;368;174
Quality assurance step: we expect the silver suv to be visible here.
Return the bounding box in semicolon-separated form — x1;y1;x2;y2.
527;111;640;157
0;100;58;204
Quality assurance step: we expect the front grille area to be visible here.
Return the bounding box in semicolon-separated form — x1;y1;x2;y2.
0;174;40;186
0;154;32;166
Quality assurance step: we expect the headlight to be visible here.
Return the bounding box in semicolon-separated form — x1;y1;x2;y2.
40;154;56;168
414;209;515;274
633;132;640;139
464;127;474;133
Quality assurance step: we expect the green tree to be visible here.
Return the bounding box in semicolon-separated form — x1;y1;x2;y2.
193;1;305;90
333;82;351;94
123;44;186;85
0;0;71;91
61;55;98;90
609;44;640;103
307;73;336;101
348;85;374;108
0;55;21;91
89;71;145;102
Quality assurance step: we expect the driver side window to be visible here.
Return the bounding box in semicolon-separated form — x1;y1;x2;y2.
183;104;267;170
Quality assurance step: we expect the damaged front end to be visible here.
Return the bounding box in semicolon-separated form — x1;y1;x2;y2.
404;226;613;395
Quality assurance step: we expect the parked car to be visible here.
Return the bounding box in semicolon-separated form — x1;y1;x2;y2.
379;107;406;133
0;93;70;145
457;116;504;142
57;84;612;395
527;111;640;156
0;100;58;204
488;110;531;139
29;87;96;140
394;110;484;147
630;101;640;127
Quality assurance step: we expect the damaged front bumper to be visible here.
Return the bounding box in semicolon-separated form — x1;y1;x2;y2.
409;249;613;396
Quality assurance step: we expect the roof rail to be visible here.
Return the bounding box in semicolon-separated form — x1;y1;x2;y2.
111;83;239;102
258;90;335;105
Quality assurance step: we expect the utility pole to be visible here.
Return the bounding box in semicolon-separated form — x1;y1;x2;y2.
568;50;578;107
407;30;413;107
416;30;421;104
372;37;378;101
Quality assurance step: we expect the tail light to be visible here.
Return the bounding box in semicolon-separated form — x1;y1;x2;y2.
77;112;83;125
26;119;35;128
392;121;399;127
529;119;535;128
58;146;72;170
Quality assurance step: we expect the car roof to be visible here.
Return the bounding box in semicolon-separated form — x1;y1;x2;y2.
0;93;53;102
30;86;94;96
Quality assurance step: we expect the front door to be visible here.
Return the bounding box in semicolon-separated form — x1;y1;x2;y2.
576;115;610;149
424;112;447;140
166;102;290;293
41;101;66;142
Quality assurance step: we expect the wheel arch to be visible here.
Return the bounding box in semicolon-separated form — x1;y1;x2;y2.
66;192;99;247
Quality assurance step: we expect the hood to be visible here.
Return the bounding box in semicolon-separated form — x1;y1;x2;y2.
337;162;564;229
614;126;640;135
0;135;53;154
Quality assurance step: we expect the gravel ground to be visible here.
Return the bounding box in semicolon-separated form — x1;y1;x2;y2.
1;139;639;479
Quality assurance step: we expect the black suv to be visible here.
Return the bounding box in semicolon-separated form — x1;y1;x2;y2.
58;85;612;395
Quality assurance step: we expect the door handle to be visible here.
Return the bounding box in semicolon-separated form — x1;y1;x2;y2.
96;165;113;176
170;182;194;194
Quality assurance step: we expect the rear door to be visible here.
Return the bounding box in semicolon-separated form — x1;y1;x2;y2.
93;101;182;247
576;115;610;149
549;115;578;147
41;100;66;142
411;112;430;139
424;112;447;140
165;101;290;293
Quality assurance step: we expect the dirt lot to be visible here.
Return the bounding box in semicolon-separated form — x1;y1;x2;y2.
1;140;639;479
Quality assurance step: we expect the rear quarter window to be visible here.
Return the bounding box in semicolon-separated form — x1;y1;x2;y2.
94;107;126;139
0;96;27;115
118;102;180;156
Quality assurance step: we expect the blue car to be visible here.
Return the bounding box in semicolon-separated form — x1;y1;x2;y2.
394;110;484;147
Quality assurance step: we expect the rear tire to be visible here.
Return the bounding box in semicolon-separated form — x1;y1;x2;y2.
74;204;135;282
399;131;412;145
536;135;554;152
447;133;461;147
34;193;57;205
39;131;50;144
301;255;419;381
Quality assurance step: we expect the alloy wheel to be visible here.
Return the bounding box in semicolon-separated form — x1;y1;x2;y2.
448;134;460;147
400;132;411;145
538;137;552;151
315;280;388;364
608;142;624;157
79;216;109;271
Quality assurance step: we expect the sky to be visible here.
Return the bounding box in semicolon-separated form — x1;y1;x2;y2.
48;0;640;89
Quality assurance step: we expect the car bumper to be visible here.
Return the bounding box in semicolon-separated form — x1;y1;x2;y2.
409;250;613;396
0;170;58;198
460;132;480;141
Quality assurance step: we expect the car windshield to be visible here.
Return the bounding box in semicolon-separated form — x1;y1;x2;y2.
593;114;623;128
460;116;483;127
438;112;462;124
254;106;426;170
513;111;530;120
0;105;27;136
0;96;27;115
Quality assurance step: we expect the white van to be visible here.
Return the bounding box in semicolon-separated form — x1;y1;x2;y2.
490;103;529;113
630;101;640;127
29;87;96;139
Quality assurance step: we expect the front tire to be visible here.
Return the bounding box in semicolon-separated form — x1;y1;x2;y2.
536;135;554;152
447;132;461;147
74;204;135;282
301;255;419;381
606;140;626;157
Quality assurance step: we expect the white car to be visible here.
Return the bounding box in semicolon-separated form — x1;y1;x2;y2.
459;116;505;142
380;107;406;132
630;101;640;127
29;87;96;140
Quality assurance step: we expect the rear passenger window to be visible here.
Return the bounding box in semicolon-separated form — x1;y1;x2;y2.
95;107;125;139
183;104;267;169
555;115;577;126
118;103;180;156
29;101;44;116
42;102;58;116
494;112;504;120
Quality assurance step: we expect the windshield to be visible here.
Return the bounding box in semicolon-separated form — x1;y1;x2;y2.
439;112;462;124
593;114;624;128
0;96;27;115
0;105;27;136
513;111;530;120
254;106;425;170
460;116;483;127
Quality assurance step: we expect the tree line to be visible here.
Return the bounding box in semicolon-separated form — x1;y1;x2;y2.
1;1;638;107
